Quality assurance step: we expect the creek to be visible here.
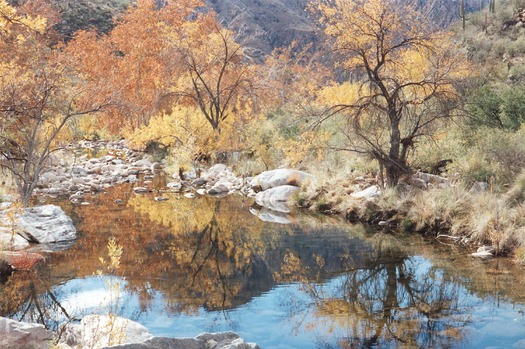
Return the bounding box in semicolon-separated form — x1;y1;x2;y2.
1;182;525;348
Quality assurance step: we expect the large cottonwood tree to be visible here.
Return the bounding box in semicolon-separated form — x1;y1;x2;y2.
313;0;470;187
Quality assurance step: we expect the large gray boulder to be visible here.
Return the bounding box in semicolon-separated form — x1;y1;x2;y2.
5;205;77;244
255;185;300;213
59;315;154;349
249;169;314;192
100;332;260;349
0;317;54;349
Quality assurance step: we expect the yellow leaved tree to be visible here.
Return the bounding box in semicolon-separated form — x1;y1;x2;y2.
312;0;472;187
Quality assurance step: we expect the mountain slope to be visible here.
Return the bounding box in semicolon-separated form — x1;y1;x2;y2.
26;0;480;55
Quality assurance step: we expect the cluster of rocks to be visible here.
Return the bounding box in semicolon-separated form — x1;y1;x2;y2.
0;315;259;349
35;140;161;200
250;169;314;213
187;164;251;196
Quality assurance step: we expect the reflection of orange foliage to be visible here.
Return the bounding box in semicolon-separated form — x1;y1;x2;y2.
47;187;269;312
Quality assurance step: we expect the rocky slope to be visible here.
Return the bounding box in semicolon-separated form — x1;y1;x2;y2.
25;0;480;56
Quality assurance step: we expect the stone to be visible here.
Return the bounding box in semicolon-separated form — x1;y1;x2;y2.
471;251;494;259
184;193;195;198
133;187;149;194
208;163;228;174
4;205;77;244
196;189;207;195
414;172;449;185
249;169;314;192
350;185;381;199
154;196;169;202
59;315;153;349
409;177;427;189
255;185;300;213
471;181;489;193
0;316;54;349
192;178;207;187
167;182;182;191
208;182;231;195
98;332;260;349
133;159;153;168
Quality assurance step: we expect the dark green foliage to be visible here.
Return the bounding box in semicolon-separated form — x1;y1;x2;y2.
467;84;525;130
467;85;504;128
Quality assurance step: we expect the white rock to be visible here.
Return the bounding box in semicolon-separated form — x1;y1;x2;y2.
4;205;77;244
133;187;149;194
250;169;314;191
0;316;54;349
351;185;381;199
58;314;154;349
208;164;228;174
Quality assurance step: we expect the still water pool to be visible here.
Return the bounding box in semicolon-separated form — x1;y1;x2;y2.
1;183;525;348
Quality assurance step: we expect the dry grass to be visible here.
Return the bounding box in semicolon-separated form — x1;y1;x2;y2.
297;172;525;263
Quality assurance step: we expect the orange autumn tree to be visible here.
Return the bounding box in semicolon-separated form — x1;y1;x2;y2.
312;0;471;187
0;1;110;204
65;0;203;133
67;0;258;158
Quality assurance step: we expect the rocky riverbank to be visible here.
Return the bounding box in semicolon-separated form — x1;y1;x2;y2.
0;315;259;349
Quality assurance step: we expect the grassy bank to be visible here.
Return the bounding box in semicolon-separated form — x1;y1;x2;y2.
296;173;525;266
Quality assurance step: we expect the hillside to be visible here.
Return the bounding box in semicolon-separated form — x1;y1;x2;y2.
31;0;481;56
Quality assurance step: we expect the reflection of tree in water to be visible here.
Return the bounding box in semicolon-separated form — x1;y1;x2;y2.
278;235;473;348
164;199;255;311
0;272;72;331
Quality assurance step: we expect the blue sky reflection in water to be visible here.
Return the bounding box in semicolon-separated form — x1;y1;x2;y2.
3;194;525;348
45;258;525;349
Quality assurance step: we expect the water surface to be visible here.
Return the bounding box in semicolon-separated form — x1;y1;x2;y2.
1;183;525;348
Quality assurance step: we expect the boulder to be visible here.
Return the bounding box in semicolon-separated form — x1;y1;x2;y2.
0;317;54;349
208;164;228;175
350;185;381;199
255;185;300;213
98;332;260;349
59;315;153;349
3;205;77;244
249;169;314;192
208;182;231;195
414;172;449;185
